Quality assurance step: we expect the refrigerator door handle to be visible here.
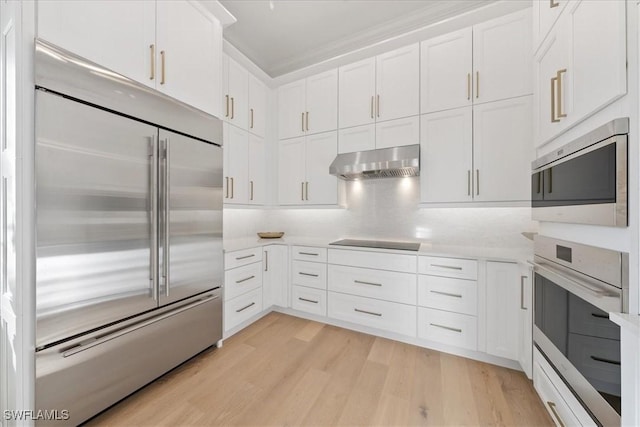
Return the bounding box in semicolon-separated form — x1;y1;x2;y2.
150;136;159;301
161;138;170;297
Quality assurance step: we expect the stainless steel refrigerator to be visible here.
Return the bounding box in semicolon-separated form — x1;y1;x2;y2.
34;40;223;425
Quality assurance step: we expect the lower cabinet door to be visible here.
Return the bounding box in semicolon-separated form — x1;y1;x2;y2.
291;285;327;316
533;349;595;427
224;262;263;301
328;292;416;337
225;288;263;332
417;307;477;351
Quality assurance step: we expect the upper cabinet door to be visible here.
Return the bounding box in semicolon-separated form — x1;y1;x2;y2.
278;79;306;140
420;107;473;203
156;1;221;116
535;0;567;48
248;134;266;205
473;96;532;203
375;43;419;122
420;28;472;114
248;74;268;138
472;9;532;104
38;1;156;87
338;57;376;129
225;124;249;204
277;137;306;205
306;69;338;135
305;132;338;205
226;57;249;129
567;0;626;123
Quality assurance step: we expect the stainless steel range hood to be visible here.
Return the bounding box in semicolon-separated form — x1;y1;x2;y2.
329;145;420;180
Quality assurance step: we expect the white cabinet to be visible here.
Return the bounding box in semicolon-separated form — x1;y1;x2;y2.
247;134;265;205
291;246;328;316
38;0;222;116
224;124;265;205
248;74;268;137
534;348;597;427
338;44;419;153
518;264;533;379
420;28;473;113
224;248;264;333
338;57;376;129
472;96;532;202
420;9;532;114
534;0;626;146
421;96;532;204
263;245;288;308
277;132;337;206
222;55;248;129
533;0;568;49
278;70;338;140
224;124;249;205
485;261;519;361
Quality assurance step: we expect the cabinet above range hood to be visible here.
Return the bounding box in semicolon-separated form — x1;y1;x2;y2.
328;145;420;180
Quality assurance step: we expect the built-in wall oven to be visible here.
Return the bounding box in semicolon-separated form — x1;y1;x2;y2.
531;118;628;227
533;236;628;426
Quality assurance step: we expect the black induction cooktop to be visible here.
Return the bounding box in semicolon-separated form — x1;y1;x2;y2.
329;239;421;252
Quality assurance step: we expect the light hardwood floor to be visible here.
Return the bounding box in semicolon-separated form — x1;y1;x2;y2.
87;312;553;426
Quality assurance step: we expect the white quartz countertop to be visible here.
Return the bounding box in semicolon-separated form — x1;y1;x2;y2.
224;236;532;263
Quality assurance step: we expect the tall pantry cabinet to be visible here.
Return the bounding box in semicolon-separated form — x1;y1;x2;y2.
420;8;533;204
222;55;269;206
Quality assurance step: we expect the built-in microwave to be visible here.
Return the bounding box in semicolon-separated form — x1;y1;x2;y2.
533;236;628;426
531;118;628;227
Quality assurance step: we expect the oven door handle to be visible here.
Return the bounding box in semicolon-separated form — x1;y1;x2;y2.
532;261;622;313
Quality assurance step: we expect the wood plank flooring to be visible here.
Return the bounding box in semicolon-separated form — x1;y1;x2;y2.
86;312;552;426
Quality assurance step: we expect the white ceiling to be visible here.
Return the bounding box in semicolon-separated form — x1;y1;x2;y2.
219;0;496;78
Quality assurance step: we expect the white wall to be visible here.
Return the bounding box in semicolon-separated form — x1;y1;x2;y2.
245;178;536;252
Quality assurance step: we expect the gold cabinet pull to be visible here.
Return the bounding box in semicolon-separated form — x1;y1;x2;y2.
546;402;565;427
301;112;305;132
225;177;229;198
550;0;560;8
230;177;234;199
376;94;380;117
370;96;374;119
550;76;559;123
305;111;309;131
225;95;229;118
250;108;254;129
250;180;254;201
230;97;235;119
476;169;480;196
467;170;471;196
305;182;309;201
160;50;166;85
556;69;567;118
301;182;304;200
467;73;471;100
475;71;479;98
149;44;155;80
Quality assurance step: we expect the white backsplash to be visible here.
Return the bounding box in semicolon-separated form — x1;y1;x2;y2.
226;178;537;251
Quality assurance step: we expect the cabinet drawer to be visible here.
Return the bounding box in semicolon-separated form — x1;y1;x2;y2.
568;295;620;340
328;292;416;337
417;307;477;351
224;262;263;301
418;275;477;315
328;264;416;304
225;247;263;270
292;260;327;290
533;349;595;427
418;256;477;280
328;249;417;273
291;286;327;317
225;288;263;331
292;246;327;262
567;333;620;396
